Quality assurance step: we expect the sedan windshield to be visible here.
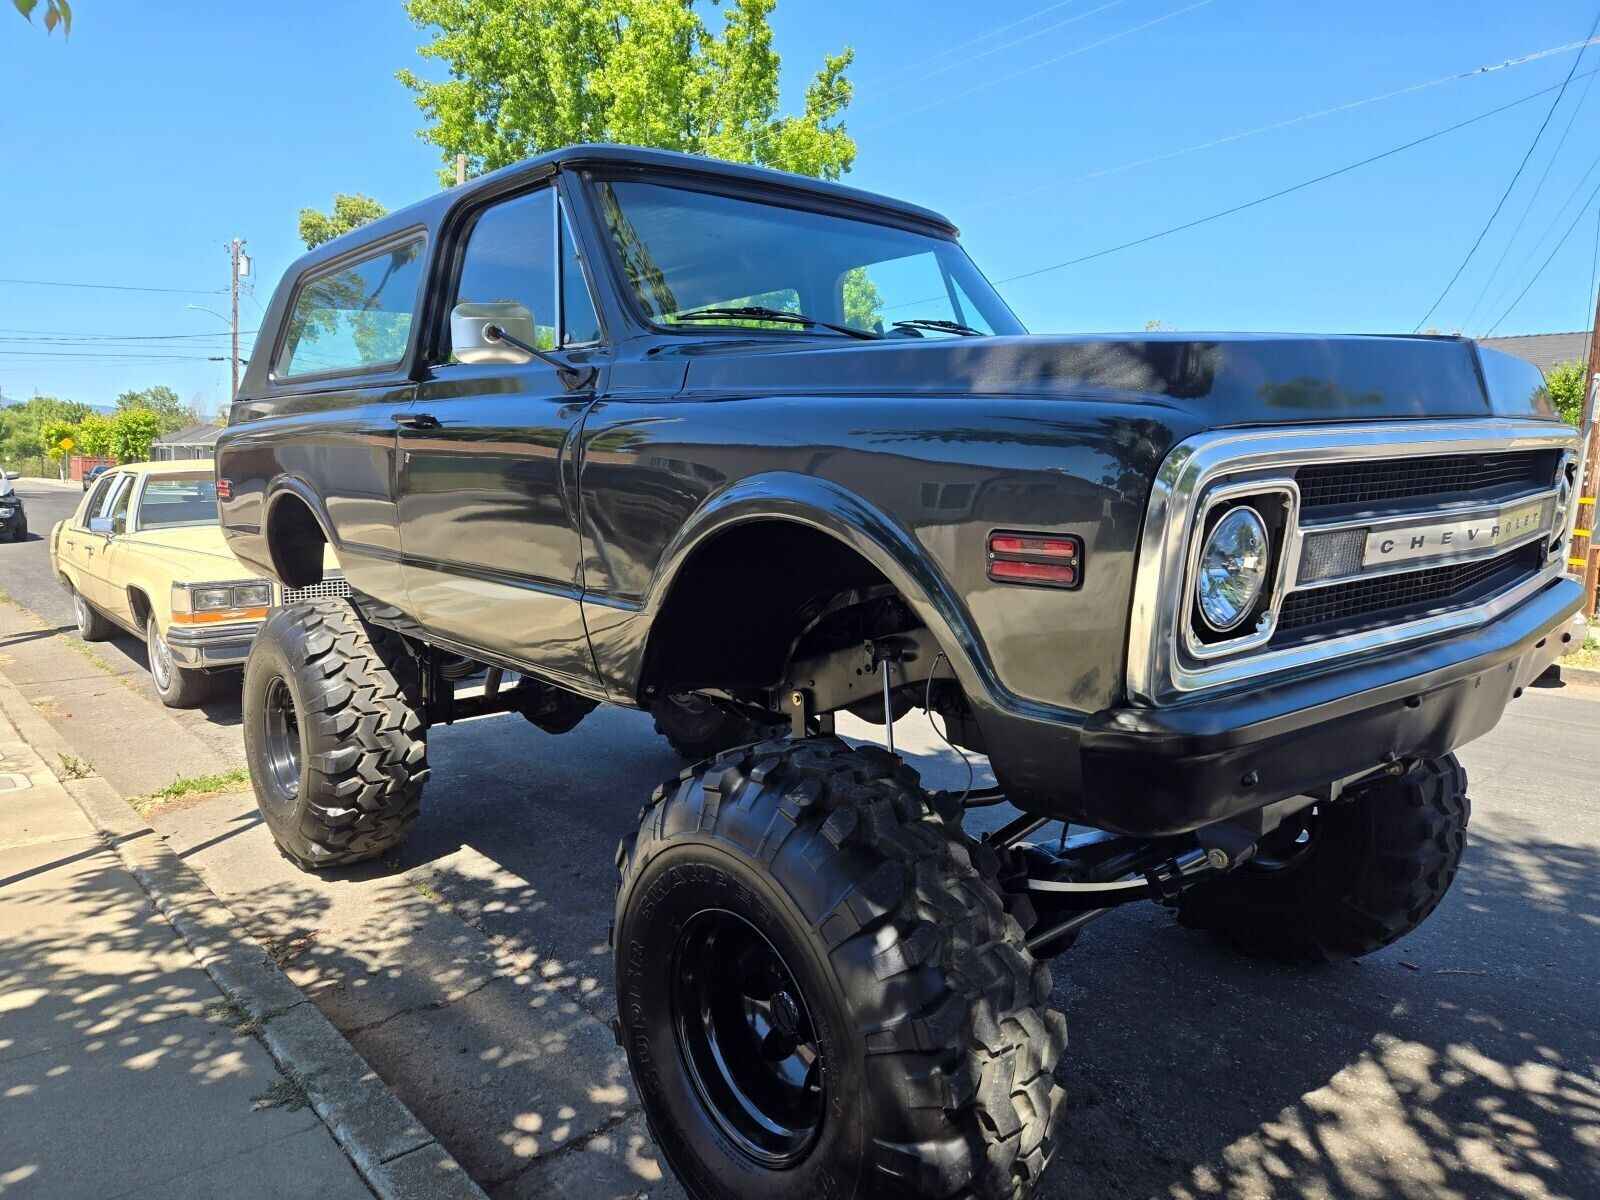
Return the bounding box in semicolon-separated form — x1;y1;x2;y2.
138;475;219;530
592;179;1024;340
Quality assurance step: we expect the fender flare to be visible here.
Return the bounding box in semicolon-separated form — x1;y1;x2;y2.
261;475;341;581
637;471;1037;721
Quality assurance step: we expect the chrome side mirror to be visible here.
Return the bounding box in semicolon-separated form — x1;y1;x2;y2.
88;516;114;536
451;301;538;365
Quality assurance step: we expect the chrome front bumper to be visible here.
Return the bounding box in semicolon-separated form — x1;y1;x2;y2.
164;621;260;669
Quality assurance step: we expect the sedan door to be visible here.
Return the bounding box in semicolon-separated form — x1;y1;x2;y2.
397;184;606;691
57;470;118;595
78;472;135;612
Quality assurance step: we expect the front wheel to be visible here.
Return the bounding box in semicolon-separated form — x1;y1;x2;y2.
71;585;115;642
146;616;213;708
615;737;1067;1200
1176;755;1470;963
242;600;429;870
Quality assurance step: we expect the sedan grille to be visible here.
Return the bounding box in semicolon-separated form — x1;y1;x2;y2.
280;576;353;606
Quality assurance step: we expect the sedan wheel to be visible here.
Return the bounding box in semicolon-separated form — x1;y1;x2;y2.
146;616;212;708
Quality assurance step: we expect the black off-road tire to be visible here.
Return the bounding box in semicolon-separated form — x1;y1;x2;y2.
650;692;780;761
614;736;1067;1200
70;583;116;642
243;600;429;870
1175;755;1470;963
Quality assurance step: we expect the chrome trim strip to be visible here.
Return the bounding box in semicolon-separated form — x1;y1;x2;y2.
1127;419;1579;705
1180;481;1299;661
1292;488;1558;590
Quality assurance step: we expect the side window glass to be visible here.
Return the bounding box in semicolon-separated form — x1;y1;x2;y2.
451;189;557;357
106;477;135;527
78;474;115;528
560;213;602;347
276;240;426;379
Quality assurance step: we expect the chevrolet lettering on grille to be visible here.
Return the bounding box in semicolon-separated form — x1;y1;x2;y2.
1362;497;1547;567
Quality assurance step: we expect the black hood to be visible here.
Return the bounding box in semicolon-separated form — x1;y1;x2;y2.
673;332;1558;427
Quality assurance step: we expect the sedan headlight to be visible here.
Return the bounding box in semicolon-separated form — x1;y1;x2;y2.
171;580;273;623
1195;506;1270;633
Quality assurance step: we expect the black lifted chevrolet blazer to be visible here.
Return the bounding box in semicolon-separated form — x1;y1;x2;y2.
217;144;1586;1200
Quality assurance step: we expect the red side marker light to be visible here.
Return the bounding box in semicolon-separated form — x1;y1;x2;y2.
216;479;233;500
987;531;1082;590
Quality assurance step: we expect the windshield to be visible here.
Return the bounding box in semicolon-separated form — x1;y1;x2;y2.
592;179;1024;340
137;475;218;530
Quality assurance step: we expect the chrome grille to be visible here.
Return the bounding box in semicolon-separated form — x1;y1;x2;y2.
280;576;353;606
1276;544;1539;636
1295;450;1554;511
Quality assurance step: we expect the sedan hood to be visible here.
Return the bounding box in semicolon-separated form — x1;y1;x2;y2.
673;332;1558;427
123;524;257;578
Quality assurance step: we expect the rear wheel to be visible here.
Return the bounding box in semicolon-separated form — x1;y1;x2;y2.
146;616;213;708
651;692;780;761
615;737;1067;1200
71;585;115;642
1176;755;1470;963
243;600;428;869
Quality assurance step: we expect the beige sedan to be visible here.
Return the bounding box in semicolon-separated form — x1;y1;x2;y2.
50;460;345;707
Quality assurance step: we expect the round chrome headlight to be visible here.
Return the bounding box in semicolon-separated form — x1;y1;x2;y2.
1196;506;1270;633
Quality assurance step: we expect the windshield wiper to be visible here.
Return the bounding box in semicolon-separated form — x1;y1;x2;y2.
891;318;984;337
671;305;882;341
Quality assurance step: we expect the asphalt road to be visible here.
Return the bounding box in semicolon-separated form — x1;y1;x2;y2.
2;476;1596;1199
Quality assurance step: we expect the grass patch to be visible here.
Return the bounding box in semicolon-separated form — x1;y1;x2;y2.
1565;633;1600;671
56;753;92;780
205;996;257;1036
67;638;116;675
132;766;250;814
251;1077;309;1113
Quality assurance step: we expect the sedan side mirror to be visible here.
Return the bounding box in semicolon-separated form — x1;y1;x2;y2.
451;301;538;365
88;516;114;535
3;471;17;480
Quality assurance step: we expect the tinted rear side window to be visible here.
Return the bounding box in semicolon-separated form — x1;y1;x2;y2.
276;240;426;379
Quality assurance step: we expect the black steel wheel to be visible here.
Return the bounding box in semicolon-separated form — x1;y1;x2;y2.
1176;755;1470;963
615;737;1066;1200
243;600;428;870
673;909;824;1167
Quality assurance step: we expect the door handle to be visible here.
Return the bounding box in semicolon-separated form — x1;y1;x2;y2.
392;412;441;430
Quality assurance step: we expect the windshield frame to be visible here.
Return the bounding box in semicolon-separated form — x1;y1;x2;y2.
578;170;1024;343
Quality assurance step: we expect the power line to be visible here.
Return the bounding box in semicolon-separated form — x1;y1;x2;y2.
958;36;1600;214
978;65;1600;295
1472;141;1600;333
0;276;227;296
857;0;1214;135
857;0;1128;102
1413;6;1600;332
1482;174;1600;336
855;0;1088;92
1457;55;1600;332
0;327;259;341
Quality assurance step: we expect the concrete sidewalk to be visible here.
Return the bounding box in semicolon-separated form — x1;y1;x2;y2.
0;705;374;1198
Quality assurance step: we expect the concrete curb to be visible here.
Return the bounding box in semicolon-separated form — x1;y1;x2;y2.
0;670;487;1200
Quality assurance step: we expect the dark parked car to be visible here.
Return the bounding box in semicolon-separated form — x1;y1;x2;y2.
0;471;24;542
81;462;111;491
215;145;1585;1200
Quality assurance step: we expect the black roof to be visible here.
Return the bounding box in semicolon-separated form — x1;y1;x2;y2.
292;144;958;271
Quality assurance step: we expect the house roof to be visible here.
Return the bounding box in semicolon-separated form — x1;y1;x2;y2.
152;423;224;445
1478;331;1590;375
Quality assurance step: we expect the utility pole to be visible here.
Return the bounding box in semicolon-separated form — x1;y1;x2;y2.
456;153;467;187
227;238;248;400
1577;284;1600;616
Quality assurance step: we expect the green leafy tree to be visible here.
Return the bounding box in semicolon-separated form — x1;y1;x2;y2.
40;418;77;468
75;412;115;456
115;385;193;434
0;396;90;473
110;409;162;463
1546;359;1588;426
12;0;71;34
841;267;884;331
299;193;390;250
397;0;855;186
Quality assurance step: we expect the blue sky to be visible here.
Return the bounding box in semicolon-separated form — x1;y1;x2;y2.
3;0;1598;411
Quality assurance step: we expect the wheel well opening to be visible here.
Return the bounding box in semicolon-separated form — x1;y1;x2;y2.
127;588;152;630
266;493;327;588
639;521;894;701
